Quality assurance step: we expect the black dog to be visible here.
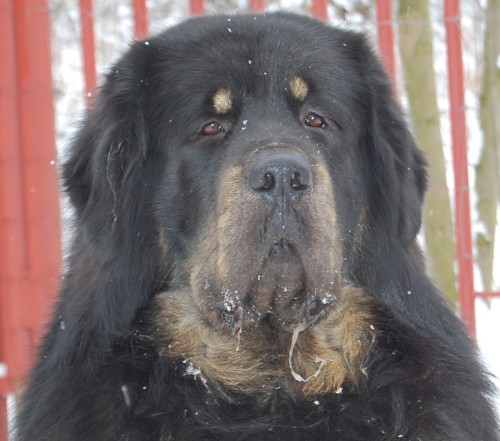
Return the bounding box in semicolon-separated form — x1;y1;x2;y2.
16;13;499;441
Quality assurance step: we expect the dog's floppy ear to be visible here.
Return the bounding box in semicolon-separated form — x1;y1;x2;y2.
348;40;455;335
63;44;148;214
61;41;166;343
357;43;428;250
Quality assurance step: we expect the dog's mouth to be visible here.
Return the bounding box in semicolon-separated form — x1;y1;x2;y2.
259;240;304;292
216;238;332;332
250;240;306;314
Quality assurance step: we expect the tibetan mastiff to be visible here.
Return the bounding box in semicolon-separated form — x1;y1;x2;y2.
17;12;499;441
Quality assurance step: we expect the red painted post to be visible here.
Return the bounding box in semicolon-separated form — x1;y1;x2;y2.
311;0;328;20
0;2;60;437
0;2;23;438
0;399;5;441
375;0;396;81
444;1;476;336
248;0;265;12
79;0;97;107
190;0;205;16
13;0;61;347
132;0;148;39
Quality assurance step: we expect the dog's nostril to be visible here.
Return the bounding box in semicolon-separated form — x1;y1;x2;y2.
251;171;276;192
290;171;308;191
261;172;276;191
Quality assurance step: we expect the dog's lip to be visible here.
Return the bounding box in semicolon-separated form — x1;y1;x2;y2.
257;238;303;279
267;238;299;260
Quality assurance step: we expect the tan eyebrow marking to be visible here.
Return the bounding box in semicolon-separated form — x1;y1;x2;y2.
290;76;309;102
213;88;233;114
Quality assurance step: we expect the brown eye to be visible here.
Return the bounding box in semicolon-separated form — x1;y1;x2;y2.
304;112;327;128
201;121;224;135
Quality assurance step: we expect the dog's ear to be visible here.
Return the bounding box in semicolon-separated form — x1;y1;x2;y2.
61;41;166;343
348;40;460;337
63;44;148;215
357;44;428;250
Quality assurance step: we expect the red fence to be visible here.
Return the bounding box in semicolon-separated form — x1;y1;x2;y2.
1;0;61;437
1;0;499;439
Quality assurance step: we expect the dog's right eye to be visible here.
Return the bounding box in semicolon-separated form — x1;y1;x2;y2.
201;121;224;136
304;112;328;129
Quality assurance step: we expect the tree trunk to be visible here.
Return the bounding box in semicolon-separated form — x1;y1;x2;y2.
476;0;500;291
398;1;458;305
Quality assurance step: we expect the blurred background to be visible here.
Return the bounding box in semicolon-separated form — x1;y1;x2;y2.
1;0;499;437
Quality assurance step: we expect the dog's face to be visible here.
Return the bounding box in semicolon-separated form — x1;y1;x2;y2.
132;15;422;333
155;25;366;331
64;14;426;384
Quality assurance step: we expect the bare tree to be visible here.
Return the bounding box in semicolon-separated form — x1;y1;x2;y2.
476;0;500;291
398;0;458;305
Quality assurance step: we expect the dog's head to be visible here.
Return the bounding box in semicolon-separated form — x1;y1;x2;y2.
63;13;426;340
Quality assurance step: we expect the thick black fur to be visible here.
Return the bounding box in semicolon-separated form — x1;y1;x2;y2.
16;13;498;441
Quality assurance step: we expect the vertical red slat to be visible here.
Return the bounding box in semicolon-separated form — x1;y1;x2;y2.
0;1;23;437
190;0;205;16
132;0;148;39
248;0;265;12
79;0;97;107
0;399;5;441
0;0;26;367
444;1;476;335
13;0;61;350
375;0;396;81
1;1;60;435
311;0;328;20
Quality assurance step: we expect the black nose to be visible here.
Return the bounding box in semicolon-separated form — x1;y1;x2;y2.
248;152;312;202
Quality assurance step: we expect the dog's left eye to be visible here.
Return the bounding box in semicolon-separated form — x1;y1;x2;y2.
201;121;225;135
304;112;327;128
